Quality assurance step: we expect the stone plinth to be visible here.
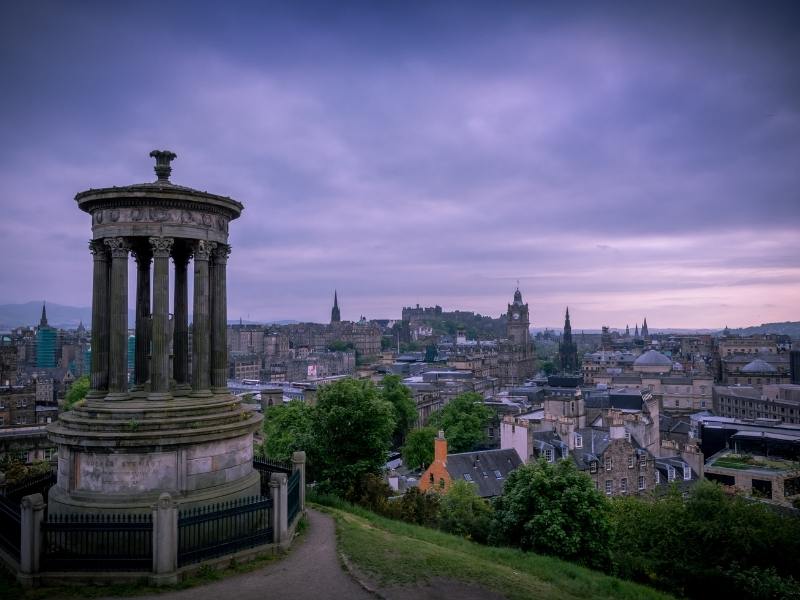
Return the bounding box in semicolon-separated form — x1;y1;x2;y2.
47;393;262;515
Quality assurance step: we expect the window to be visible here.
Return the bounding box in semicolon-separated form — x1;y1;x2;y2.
639;455;647;469
605;457;612;471
494;470;503;480
683;465;691;481
429;473;434;484
544;448;554;463
590;461;598;474
625;431;631;443
561;446;568;460
605;480;612;495
655;470;661;485
668;466;676;482
628;456;634;469
575;433;583;449
621;478;628;493
463;473;473;482
638;475;645;490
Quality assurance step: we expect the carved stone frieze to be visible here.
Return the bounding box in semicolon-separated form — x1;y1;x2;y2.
90;206;229;233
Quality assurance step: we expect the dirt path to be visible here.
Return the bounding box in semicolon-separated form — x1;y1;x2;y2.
103;509;374;600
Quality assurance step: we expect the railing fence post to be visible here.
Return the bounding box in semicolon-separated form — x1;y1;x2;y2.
291;450;306;513
150;492;178;586
18;493;44;587
269;472;288;548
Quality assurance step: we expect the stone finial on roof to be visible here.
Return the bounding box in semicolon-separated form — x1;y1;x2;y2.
149;149;177;182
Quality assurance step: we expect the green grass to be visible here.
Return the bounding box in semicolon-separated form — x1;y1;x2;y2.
712;453;793;471
311;494;673;600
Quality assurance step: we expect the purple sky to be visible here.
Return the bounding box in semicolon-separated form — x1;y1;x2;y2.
1;2;799;329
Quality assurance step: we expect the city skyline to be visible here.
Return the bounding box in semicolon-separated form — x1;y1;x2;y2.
1;2;799;328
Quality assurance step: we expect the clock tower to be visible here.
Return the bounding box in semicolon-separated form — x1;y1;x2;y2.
506;287;530;347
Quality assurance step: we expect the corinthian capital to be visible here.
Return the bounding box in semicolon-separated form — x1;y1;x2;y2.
212;244;231;264
104;237;129;258
149;236;175;258
89;239;108;259
194;240;217;261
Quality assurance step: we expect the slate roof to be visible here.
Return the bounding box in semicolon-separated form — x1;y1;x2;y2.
445;448;522;498
634;350;673;367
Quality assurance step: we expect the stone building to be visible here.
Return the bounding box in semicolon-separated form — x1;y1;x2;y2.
497;288;536;386
720;355;791;386
0;384;36;427
713;384;800;424
0;345;18;386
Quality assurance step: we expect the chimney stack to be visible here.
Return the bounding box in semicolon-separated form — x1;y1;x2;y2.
434;430;448;463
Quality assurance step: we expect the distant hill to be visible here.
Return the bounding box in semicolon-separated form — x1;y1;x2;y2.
725;321;800;338
0;302;298;330
0;302;93;329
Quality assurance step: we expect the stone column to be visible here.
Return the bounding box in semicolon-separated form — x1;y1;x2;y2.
210;244;230;393
132;245;152;393
105;237;130;401
18;493;45;587
172;244;192;396
149;237;174;400
150;492;178;586
86;240;110;400
191;240;215;397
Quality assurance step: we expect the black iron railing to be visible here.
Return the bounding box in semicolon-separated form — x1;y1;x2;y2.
41;513;153;572
177;496;273;567
4;470;57;503
0;495;21;562
253;458;291;495
287;470;300;524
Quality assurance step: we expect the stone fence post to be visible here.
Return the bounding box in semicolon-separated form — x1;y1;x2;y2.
18;493;45;587
291;450;306;513
151;492;178;586
269;472;288;548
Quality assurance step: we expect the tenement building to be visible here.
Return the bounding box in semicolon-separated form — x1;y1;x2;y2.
47;151;262;516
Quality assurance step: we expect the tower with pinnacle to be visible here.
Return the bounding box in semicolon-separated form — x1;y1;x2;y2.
558;307;579;373
330;290;341;323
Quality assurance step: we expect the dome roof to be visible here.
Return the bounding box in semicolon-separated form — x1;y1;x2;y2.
741;358;777;373
634;349;673;367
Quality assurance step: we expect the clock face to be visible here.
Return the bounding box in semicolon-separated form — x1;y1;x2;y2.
513;313;520;320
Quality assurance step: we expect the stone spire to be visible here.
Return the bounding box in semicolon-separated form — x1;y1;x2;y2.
634;323;640;338
641;318;649;339
39;302;48;328
563;307;572;343
331;290;341;323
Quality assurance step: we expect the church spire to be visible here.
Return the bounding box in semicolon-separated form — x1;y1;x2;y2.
39;302;48;328
331;290;341;323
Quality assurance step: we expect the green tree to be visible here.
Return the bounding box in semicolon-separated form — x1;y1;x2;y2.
401;427;437;470
439;480;493;543
260;400;314;462
490;459;611;569
311;379;395;499
428;392;493;453
381;375;417;447
539;360;556;375
63;375;90;411
394;487;440;527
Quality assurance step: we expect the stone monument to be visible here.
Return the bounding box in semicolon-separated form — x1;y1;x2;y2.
47;151;262;515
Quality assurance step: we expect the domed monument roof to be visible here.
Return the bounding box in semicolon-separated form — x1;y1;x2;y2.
634;349;673;367
741;358;777;373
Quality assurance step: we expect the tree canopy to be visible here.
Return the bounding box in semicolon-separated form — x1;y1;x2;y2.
63;375;90;411
260;400;314;462
490;459;611;569
439;480;493;543
311;378;395;498
401;426;437;471
428;392;493;453
381;375;417;447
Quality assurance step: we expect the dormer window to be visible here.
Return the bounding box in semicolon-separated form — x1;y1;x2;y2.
544;448;554;463
655;470;661;484
463;473;473;482
561;446;568;460
575;433;583;449
590;461;598;474
683;465;691;480
668;466;676;482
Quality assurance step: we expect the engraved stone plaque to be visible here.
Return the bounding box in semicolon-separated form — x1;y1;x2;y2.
76;451;178;493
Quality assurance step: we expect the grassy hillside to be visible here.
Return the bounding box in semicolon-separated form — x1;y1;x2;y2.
313;495;673;600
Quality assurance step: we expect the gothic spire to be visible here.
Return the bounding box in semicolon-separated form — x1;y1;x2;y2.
331;290;341;323
39;302;48;328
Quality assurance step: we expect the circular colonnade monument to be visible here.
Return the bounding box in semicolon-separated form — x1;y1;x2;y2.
47;151;263;515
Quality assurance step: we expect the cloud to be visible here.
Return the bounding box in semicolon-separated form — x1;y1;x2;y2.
0;1;798;328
